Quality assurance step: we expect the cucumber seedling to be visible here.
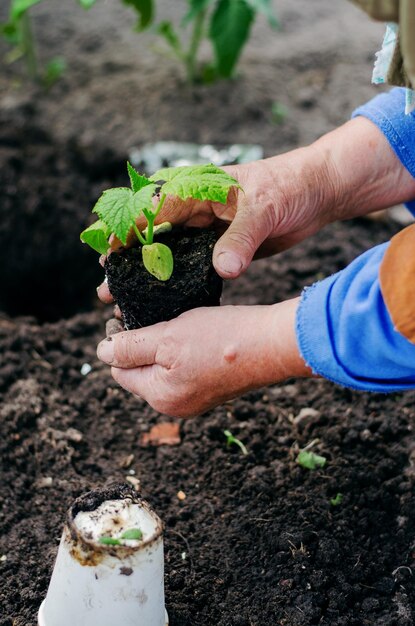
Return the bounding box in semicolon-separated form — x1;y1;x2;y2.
99;527;143;546
81;162;240;281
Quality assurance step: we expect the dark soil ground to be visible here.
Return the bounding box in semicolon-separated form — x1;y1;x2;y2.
1;1;415;625
106;229;222;329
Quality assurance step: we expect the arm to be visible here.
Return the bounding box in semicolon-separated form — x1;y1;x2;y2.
98;109;415;307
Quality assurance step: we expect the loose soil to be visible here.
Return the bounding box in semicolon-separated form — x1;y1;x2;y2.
1;1;415;625
105;229;222;329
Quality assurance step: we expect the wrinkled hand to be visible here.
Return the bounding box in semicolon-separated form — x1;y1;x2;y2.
97;144;336;303
97;300;310;418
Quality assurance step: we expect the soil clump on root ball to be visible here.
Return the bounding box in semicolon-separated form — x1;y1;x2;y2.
105;228;223;329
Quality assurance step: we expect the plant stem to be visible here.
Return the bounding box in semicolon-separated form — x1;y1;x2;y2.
145;194;166;245
20;11;39;83
185;9;207;83
133;223;147;246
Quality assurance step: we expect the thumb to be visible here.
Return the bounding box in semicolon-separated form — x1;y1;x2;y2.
213;208;268;279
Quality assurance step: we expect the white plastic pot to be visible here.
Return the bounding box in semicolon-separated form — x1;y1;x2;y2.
38;485;168;626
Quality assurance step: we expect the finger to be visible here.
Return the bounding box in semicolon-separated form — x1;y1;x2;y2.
111;365;154;397
97;325;165;368
212;205;271;278
113;304;122;320
106;318;124;338
97;280;113;303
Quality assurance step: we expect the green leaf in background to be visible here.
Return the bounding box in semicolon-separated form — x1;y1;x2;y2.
142;243;174;281
244;0;278;28
330;493;343;507
92;185;155;245
80;219;111;255
209;0;255;78
77;0;98;8
183;0;212;24
157;21;183;57
43;56;66;88
150;163;240;204
296;450;327;471
121;528;143;540
127;161;153;193
122;0;153;31
10;0;42;21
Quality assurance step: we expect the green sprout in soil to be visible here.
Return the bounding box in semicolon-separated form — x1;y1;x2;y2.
123;0;279;84
330;493;343;507
224;429;248;456
1;0;94;85
296;449;327;471
99;527;143;546
81;161;240;281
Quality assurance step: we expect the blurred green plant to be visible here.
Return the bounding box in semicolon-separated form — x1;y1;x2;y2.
1;0;94;85
271;101;288;125
126;0;279;83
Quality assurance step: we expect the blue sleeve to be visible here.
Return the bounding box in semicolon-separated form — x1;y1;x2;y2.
296;244;415;392
352;87;415;214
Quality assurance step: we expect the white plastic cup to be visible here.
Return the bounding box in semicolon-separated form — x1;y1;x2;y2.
38;484;168;626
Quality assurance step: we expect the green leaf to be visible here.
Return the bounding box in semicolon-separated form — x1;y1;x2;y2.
183;0;212;24
99;536;121;546
209;0;254;78
330;493;343;507
92;185;155;245
127;162;153;193
142;243;173;281
244;0;278;28
43;56;66;88
121;528;143;540
224;429;248;455
296;450;327;471
271;101;288;125
80;220;111;255
77;0;97;8
122;0;153;31
150;164;240;204
157;21;183;57
10;0;42;21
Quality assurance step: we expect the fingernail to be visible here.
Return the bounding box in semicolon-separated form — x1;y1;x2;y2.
217;251;243;276
97;337;114;364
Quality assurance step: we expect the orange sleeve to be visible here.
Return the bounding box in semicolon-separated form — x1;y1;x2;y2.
379;223;415;344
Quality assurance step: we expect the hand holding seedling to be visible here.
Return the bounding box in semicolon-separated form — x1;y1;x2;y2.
96;116;415;415
97;301;310;418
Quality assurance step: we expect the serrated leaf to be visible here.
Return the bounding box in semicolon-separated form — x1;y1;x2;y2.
121;528;143;540
80;220;111;255
10;0;42;21
209;0;254;78
142;243;173;281
127;162;153;193
150;164;240;204
296;450;327;471
92;186;156;245
77;0;97;8
183;0;212;24
244;0;278;28
122;0;153;31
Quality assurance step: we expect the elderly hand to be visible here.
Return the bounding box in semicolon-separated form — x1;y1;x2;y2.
96;299;310;417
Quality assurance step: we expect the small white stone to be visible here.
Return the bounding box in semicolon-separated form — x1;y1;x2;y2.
0;555;7;562
81;363;92;376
